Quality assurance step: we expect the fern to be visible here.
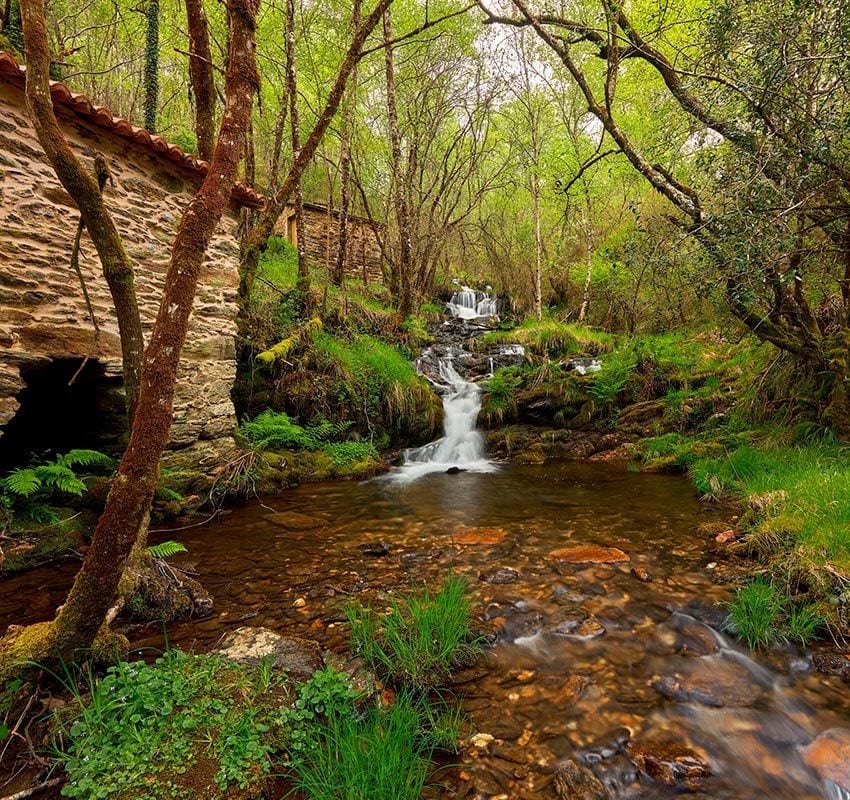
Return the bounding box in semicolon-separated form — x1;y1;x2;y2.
58;449;115;470
147;541;188;559
3;468;42;497
35;464;87;496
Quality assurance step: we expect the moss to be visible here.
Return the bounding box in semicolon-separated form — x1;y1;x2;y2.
1;511;95;575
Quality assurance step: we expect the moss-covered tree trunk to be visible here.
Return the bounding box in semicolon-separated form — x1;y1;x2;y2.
144;0;159;133
20;0;145;422
1;0;259;676
185;0;216;161
383;7;413;320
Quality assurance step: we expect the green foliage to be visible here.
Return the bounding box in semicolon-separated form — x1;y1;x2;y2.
146;540;188;559
724;578;784;649
483;316;613;357
258;236;300;290
239;410;378;468
481;367;523;423
289;693;434;800
1;450;113;529
56;651;288;799
786;604;824;646
347;574;479;687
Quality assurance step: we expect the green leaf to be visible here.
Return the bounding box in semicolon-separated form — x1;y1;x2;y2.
3;468;41;497
147;541;188;559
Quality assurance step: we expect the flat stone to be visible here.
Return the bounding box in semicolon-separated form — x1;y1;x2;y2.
550;545;629;564
802;729;850;794
668;613;720;656
653;659;760;708
214;626;323;680
544;607;590;636
453;525;507;545
264;511;326;530
630;566;652;582
626;739;711;786
553;759;612;799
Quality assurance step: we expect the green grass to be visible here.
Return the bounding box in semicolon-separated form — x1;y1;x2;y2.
347;574;479;688
724;578;784;649
290;693;436;800
482;315;614;357
259;236;299;288
55;651;289;799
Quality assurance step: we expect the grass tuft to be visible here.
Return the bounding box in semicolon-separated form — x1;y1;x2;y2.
723;578;784;649
347;574;479;688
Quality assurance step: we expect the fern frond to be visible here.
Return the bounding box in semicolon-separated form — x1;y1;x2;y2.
35;465;87;496
3;469;42;497
57;449;114;470
147;541;188;559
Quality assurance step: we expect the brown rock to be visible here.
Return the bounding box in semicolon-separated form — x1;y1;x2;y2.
812;648;850;681
264;511;326;530
626;739;711;786
553;760;612;800
551;545;629;564
802;729;850;794
653;659;759;708
452;524;507;545
715;529;737;544
630;566;652;582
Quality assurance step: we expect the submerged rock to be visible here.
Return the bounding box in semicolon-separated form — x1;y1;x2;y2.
802;728;850;795
630;566;652;582
652;659;760;708
625;739;711;787
264;510;326;530
550;545;630;564
214;626;323;680
553;759;612;800
358;542;392;557
481;567;520;584
452;524;507;545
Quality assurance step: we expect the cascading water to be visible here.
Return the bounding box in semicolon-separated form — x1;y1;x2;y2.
446;286;499;320
392;358;497;481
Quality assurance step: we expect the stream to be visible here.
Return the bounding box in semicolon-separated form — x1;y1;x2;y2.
1;290;849;799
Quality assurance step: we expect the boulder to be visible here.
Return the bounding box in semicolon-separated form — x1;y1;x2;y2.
214;626;323;680
802;728;850;796
553;760;612;800
652;659;760;708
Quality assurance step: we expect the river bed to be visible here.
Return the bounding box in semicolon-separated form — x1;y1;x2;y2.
2;461;848;798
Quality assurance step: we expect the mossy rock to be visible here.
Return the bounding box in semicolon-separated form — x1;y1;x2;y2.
0;510;97;575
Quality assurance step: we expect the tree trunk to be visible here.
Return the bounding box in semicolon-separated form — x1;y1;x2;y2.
144;0;159;133
383;7;412;319
331;0;361;288
20;0;145;423
2;0;259;675
185;0;216;161
285;0;309;303
237;0;393;305
531;170;542;318
578;204;593;323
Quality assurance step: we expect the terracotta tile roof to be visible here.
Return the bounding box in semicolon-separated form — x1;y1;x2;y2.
0;50;265;210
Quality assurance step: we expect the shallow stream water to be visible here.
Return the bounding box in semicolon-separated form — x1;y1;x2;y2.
2;461;848;798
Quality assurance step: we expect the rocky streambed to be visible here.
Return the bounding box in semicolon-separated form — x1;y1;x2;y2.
3;461;847;799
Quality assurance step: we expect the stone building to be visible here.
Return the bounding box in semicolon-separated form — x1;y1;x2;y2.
0;50;264;469
276;201;384;285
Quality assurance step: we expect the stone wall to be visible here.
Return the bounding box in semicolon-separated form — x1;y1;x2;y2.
276;202;384;285
0;80;241;468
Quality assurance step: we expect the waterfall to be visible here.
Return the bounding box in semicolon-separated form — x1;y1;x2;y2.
389;357;497;482
446;286;499;320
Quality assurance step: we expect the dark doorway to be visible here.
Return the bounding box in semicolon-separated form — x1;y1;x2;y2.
0;358;127;470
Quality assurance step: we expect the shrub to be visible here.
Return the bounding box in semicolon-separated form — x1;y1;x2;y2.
56;651;289;799
723;578;784;649
347;574;479;687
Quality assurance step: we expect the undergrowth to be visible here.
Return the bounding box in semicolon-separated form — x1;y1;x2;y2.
347;574;479;687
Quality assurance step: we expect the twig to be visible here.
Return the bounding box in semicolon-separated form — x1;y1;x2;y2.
0;777;65;800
